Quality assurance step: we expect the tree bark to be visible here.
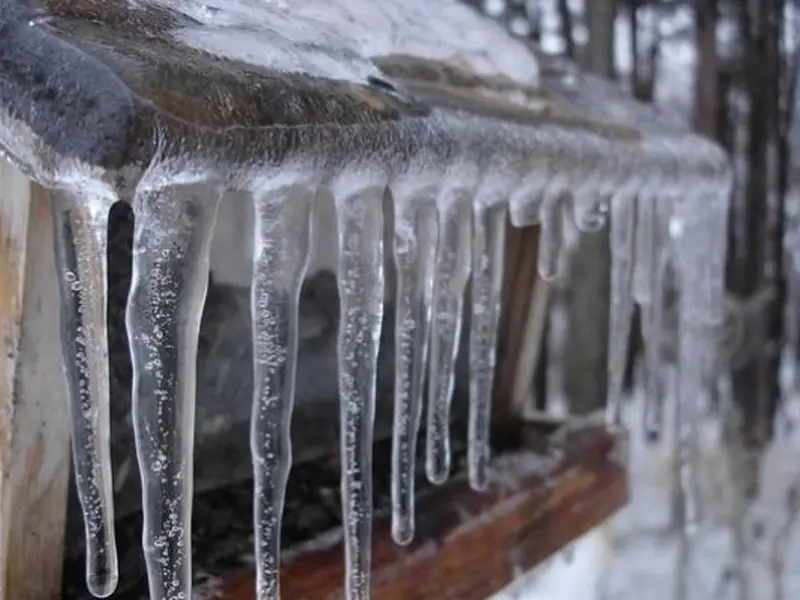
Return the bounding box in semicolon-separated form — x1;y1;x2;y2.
557;0;575;59
562;0;618;417
693;0;720;138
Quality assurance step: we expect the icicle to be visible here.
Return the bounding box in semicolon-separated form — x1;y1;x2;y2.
51;190;118;598
674;310;704;531
632;194;656;305
670;185;730;531
605;192;636;428
537;192;566;281
570;190;610;234
390;188;438;544
637;193;669;440
468;202;507;491
250;185;313;598
642;249;669;441
508;175;545;228
333;179;385;599
126;180;222;600
426;191;472;485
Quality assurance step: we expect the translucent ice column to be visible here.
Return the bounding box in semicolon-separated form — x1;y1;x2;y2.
536;192;567;281
468;200;508;490
126;179;222;600
333;178;385;599
606;192;637;427
51;190;118;598
426;189;472;485
390;185;438;544
670;184;730;529
250;184;313;598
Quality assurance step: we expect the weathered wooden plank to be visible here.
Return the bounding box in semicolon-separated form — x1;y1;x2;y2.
198;420;628;600
0;159;70;599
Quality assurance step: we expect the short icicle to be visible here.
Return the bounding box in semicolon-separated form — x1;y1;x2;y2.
605;192;637;428
632;193;656;306
468;202;508;491
426;191;472;485
333;181;385;599
51;190;118;598
250;185;313;599
536;192;566;281
126;180;222;600
390;189;438;544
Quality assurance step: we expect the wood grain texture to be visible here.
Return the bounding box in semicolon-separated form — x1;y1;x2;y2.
199;420;628;600
0;160;71;600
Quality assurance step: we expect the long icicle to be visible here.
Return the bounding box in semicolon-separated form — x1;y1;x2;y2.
334;183;385;599
643;250;669;440
127;181;221;600
468;202;507;491
672;186;730;532
250;185;313;599
605;192;637;428
51;190;118;598
426;191;472;485
391;191;438;544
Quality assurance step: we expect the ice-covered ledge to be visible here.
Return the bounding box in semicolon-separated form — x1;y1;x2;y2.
0;0;731;599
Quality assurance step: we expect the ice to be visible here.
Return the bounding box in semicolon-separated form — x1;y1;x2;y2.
332;177;386;599
606;192;637;428
536;192;567;282
570;190;610;234
126;176;222;600
668;184;731;532
632;194;657;306
249;184;313;598
642;250;670;440
154;0;540;88
468;201;508;491
389;180;439;545
426;185;474;485
51;189;118;598
0;3;741;595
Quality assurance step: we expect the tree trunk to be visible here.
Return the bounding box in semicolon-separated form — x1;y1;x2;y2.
585;0;617;79
557;0;575;59
561;0;618;417
693;0;720;138
729;0;783;447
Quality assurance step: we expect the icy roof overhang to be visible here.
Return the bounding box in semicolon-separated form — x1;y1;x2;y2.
0;0;728;192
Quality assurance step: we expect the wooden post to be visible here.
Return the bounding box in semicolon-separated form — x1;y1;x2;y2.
0;159;70;599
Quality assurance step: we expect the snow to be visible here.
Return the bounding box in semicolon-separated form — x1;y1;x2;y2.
495;392;800;600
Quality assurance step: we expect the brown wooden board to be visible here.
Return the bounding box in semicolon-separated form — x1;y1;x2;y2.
0;160;71;599
197;420;628;600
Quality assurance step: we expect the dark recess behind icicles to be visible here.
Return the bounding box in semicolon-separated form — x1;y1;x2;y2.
62;199;478;593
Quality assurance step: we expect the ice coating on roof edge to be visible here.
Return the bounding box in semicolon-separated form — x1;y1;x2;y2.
153;0;540;86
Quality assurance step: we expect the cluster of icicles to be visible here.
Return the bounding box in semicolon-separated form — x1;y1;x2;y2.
45;132;731;599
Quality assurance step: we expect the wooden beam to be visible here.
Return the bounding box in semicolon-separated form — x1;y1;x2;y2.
0;159;70;599
199;420;628;600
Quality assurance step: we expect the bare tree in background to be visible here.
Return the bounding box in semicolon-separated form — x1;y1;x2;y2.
557;0;576;58
562;0;617;416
